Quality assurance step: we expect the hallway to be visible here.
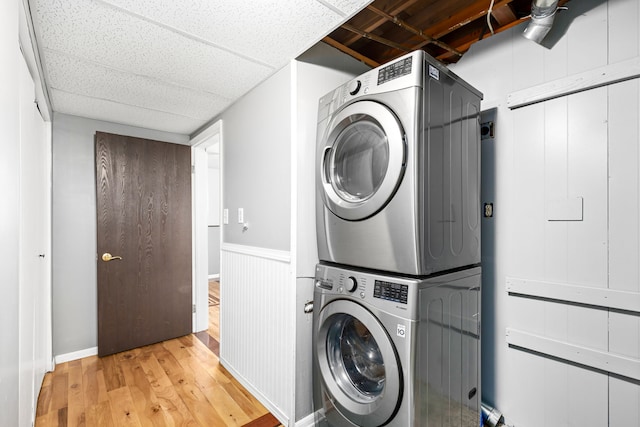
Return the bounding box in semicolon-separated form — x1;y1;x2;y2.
34;280;280;427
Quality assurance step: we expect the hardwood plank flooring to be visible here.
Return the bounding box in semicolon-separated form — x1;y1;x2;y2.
36;280;281;427
207;279;220;342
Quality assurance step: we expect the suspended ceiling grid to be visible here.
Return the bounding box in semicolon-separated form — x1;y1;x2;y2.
28;0;372;135
28;0;568;136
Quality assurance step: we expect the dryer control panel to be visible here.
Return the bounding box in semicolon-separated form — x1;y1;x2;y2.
377;56;413;86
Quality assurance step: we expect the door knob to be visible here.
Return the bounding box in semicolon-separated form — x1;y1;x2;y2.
102;252;123;262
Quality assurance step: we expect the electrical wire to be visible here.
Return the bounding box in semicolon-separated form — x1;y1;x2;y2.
487;0;496;35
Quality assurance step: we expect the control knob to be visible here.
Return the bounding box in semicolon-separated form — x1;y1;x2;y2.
348;80;362;96
345;276;358;293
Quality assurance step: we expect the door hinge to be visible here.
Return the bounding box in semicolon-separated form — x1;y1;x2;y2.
191;165;195;174
192;304;196;313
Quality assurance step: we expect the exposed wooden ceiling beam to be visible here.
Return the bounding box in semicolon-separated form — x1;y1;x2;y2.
435;0;569;62
430;0;515;39
326;0;572;67
491;3;518;26
436;15;526;62
342;23;413;53
366;5;463;58
322;37;381;68
340;0;422;47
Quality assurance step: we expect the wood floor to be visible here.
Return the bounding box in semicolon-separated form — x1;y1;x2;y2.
35;280;281;427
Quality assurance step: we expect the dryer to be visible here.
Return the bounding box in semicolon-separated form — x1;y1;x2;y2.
312;262;481;426
316;50;483;276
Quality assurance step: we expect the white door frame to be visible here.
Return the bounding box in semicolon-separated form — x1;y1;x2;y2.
190;120;222;332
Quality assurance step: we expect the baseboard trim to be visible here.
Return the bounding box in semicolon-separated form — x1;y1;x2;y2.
208;273;220;280
220;356;289;426
54;347;98;364
295;412;318;427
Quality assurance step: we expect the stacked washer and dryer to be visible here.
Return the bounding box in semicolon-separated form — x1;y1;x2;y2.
312;50;483;427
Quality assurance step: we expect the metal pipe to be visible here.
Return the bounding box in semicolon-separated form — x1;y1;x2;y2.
522;0;560;44
481;402;504;427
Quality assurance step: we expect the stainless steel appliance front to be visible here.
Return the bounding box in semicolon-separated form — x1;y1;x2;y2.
316;50;483;276
312;263;481;426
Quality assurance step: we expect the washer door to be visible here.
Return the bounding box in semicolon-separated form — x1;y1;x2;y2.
320;101;406;221
316;300;402;426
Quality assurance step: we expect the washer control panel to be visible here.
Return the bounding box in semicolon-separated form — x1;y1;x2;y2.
316;271;368;299
315;263;472;320
373;280;408;304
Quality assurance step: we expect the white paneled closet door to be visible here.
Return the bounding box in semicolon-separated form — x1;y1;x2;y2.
18;50;50;427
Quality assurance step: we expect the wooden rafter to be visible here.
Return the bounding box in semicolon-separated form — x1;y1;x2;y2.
325;0;572;67
366;4;462;58
491;2;518;26
342;23;413;53
340;0;422;47
435;15;526;62
322;36;381;68
429;0;516;39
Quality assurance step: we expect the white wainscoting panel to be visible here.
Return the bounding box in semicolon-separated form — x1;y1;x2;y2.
220;246;293;425
608;75;640;427
608;79;640;293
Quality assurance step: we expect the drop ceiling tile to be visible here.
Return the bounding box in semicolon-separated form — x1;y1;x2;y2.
32;0;273;99
44;49;230;121
99;0;351;67
51;89;205;135
31;0;374;134
320;0;373;15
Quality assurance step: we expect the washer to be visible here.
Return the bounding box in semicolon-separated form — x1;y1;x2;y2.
313;263;481;427
316;50;483;276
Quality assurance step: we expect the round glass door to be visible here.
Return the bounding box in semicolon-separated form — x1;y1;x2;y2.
327;314;385;398
316;300;402;426
331;120;389;203
320;101;406;221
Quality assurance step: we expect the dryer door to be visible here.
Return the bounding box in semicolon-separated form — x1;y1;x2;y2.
316;299;402;426
320;101;406;221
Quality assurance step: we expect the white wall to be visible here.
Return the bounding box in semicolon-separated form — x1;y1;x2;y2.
213;42;369;425
216;62;295;424
208;227;221;276
208;153;220;276
221;66;292;250
0;1;21;425
51;113;189;357
449;0;640;425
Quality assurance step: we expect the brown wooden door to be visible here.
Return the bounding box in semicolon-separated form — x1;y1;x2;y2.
96;132;192;357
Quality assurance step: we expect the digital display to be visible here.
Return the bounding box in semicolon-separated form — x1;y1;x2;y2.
373;280;408;304
377;57;413;85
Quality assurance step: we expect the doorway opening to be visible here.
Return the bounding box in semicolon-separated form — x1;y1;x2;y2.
191;120;223;342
